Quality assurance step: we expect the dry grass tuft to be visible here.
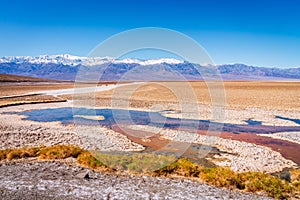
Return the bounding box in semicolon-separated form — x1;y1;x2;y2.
0;147;40;160
199;167;237;188
39;144;83;160
154;158;202;177
77;151;105;169
199;167;294;199
290;168;300;192
93;152;177;173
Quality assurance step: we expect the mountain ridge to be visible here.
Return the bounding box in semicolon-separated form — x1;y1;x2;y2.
0;54;299;81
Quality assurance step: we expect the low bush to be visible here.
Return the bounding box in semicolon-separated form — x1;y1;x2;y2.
39;144;83;159
198;168;294;199
0;147;40;160
239;172;293;199
290;168;300;194
0;149;9;160
155;158;202;177
77;151;104;169
199;167;238;188
94;152;176;173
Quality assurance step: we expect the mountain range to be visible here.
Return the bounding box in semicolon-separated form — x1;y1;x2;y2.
0;54;299;81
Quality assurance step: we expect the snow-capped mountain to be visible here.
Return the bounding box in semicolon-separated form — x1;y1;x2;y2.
0;54;84;66
0;54;184;66
0;54;299;81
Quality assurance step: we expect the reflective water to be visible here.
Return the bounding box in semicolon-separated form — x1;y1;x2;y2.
10;107;300;134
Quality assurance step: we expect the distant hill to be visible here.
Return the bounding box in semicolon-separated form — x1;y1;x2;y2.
0;54;299;81
218;64;300;80
0;73;57;82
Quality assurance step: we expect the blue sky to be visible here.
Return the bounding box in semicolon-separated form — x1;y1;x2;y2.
0;0;299;68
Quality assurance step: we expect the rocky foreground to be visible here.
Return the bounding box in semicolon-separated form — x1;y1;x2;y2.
0;160;272;200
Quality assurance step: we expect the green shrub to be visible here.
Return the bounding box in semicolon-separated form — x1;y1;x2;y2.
155;158;202;177
199;168;293;199
199;167;238;188
94;152;176;173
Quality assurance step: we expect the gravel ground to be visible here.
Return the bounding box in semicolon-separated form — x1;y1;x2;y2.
0;160;272;200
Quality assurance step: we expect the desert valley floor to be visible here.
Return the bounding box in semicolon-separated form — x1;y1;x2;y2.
0;79;299;199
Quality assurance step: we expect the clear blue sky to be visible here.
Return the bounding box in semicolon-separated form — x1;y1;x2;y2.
0;0;299;68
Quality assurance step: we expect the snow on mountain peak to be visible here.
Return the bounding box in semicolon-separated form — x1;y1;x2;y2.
112;57;183;65
0;54;84;65
0;54;184;66
138;58;183;65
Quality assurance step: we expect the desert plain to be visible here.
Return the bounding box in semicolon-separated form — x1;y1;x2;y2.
0;76;300;199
